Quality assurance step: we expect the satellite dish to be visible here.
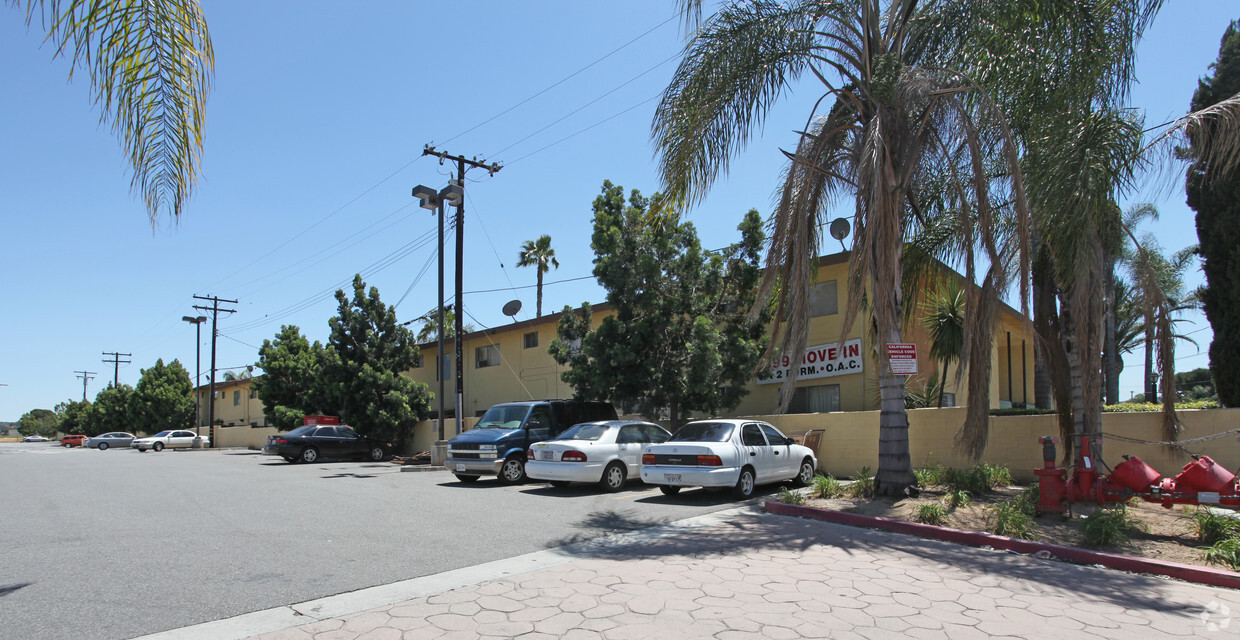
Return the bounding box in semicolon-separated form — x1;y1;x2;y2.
501;299;522;317
829;217;851;241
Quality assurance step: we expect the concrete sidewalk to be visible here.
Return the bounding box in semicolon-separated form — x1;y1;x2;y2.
142;507;1240;639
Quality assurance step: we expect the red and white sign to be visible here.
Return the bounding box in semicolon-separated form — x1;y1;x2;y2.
303;414;340;426
887;343;918;375
758;339;864;385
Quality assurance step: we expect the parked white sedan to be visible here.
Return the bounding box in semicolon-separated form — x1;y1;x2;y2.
526;421;672;492
131;430;207;452
640;419;817;499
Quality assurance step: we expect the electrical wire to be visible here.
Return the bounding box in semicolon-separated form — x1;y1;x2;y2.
464;275;595;295
506;94;663;167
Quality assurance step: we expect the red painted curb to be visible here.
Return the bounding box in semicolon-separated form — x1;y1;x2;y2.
765;501;1240;590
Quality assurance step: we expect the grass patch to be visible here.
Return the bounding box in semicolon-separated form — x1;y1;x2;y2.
943;463;1012;495
987;500;1038;540
914;503;949;526
846;467;875;499
1187;507;1240;545
1081;504;1142;547
915;464;946;488
776;486;805;505
810;474;846;499
943;489;972;509
1204;538;1240;571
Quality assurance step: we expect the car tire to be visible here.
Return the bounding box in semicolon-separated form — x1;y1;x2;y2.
732;467;756;499
498;456;527;484
368;446;385;462
794;458;815;487
98;443;108;451
137;448;147;452
659;485;681;496
549;480;571;488
63;443;70;448
282;456;297;463
455;474;480;483
599;461;626;493
153;442;164;452
300;447;319;464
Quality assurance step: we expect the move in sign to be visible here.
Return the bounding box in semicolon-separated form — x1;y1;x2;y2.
887;343;918;375
758;339;864;385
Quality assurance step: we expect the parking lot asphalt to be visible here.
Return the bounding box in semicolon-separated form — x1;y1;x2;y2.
0;442;787;640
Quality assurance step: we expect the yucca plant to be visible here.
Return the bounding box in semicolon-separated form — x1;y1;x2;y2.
846;466;875;499
811;474;846;499
777;486;806;505
1187;507;1240;545
987;500;1038;540
1204;538;1240;571
1081;504;1141;547
943;489;972;509
914;503;949;526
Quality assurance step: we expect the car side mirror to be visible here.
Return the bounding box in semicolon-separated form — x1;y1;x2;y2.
785;437;796;446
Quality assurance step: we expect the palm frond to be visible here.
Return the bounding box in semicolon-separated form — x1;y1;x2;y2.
25;0;214;225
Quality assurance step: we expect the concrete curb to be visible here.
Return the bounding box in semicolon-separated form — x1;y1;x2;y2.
765;501;1240;590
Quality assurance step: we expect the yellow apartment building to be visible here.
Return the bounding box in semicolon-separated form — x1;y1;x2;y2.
404;252;1037;420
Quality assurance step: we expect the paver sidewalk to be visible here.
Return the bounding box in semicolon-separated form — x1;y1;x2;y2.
151;510;1240;639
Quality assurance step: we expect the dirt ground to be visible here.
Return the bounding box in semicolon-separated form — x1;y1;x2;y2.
800;486;1223;569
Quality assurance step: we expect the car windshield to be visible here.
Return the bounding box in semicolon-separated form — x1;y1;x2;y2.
555;423;610;441
153;431;172;438
475;405;529;430
287;426;316;436
669;422;734;443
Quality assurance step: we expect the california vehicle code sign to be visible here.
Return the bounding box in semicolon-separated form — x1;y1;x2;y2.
758;339;864;384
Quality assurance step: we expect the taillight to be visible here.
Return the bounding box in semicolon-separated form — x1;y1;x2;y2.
526;449;535;459
642;454;655;465
561;450;587;463
275;437;288;445
696;455;723;466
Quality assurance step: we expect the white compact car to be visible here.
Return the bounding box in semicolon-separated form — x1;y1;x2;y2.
131;430;207;452
526;420;672;492
640;419;817;499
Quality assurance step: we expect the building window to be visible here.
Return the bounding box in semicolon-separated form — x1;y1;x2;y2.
435;356;452;382
788;384;841;414
524;331;539;349
475;344;500;368
809;280;839;317
233;390;241;406
941;392;956;408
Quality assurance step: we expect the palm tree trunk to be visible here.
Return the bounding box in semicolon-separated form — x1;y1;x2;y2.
937;360;947;408
1103;265;1118;405
873;245;915;497
536;270;544;317
1143;318;1156;402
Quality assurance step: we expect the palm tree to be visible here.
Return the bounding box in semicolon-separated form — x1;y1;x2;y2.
921;281;965;409
1102;203;1158;405
16;0;213;225
517;235;560;317
652;0;1159;495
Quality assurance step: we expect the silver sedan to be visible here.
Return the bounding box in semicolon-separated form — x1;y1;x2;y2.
86;432;136;450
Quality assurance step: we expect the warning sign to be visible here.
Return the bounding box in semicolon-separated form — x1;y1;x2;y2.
887;343;918;375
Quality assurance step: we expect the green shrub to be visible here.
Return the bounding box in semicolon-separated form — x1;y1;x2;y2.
1204;538;1240;571
915;464;946;488
847;466;875;499
1187;507;1240;545
987;500;1038;540
943;463;1012;495
1081;504;1141;547
943;488;972;508
1102;400;1221;412
914;503;949;526
776;486;805;505
1009;484;1040;517
811;474;846;499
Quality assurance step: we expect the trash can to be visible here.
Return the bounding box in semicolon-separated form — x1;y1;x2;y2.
192;436;205;449
431;440;448;466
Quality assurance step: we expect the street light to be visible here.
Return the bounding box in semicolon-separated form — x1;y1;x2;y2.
182;315;207;436
413;182;463;441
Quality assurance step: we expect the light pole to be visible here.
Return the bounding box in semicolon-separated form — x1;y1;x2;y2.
182;315;207;435
413;182;463;441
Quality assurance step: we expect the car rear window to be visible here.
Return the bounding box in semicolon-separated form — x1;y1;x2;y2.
669;422;734;443
555;423;610;441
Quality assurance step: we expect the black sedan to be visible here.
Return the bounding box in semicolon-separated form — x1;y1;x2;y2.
262;425;390;463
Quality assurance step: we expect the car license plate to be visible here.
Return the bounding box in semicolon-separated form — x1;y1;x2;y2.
540;451;554;461
664;473;682;484
455;464;466;472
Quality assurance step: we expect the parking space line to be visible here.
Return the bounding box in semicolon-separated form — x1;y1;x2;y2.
615;490;661;500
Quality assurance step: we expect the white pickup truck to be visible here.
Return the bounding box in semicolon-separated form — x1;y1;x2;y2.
131;430;210;452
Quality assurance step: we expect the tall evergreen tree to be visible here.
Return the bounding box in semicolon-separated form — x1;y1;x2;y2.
1187;19;1240;407
550;181;769;429
253;325;328;431
130;359;195;434
91;383;135;436
323;275;431;447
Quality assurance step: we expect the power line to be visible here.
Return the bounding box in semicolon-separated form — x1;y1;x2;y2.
506;93;663;167
101;351;131;387
74;370;97;401
464;275;595;295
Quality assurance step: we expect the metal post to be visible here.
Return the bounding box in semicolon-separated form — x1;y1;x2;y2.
454;166;465;436
194;321;202;435
437;197;446;441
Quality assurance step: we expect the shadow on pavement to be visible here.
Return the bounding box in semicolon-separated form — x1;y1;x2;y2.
0;582;32;598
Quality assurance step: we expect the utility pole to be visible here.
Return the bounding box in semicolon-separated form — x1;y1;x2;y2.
193;294;237;448
422;145;502;436
101;351;131;387
75;371;97;401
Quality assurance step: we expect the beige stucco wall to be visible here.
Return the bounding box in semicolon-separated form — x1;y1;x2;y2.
759;407;1240;484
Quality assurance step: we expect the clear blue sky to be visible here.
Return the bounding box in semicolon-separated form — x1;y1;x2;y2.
1;1;1233;421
